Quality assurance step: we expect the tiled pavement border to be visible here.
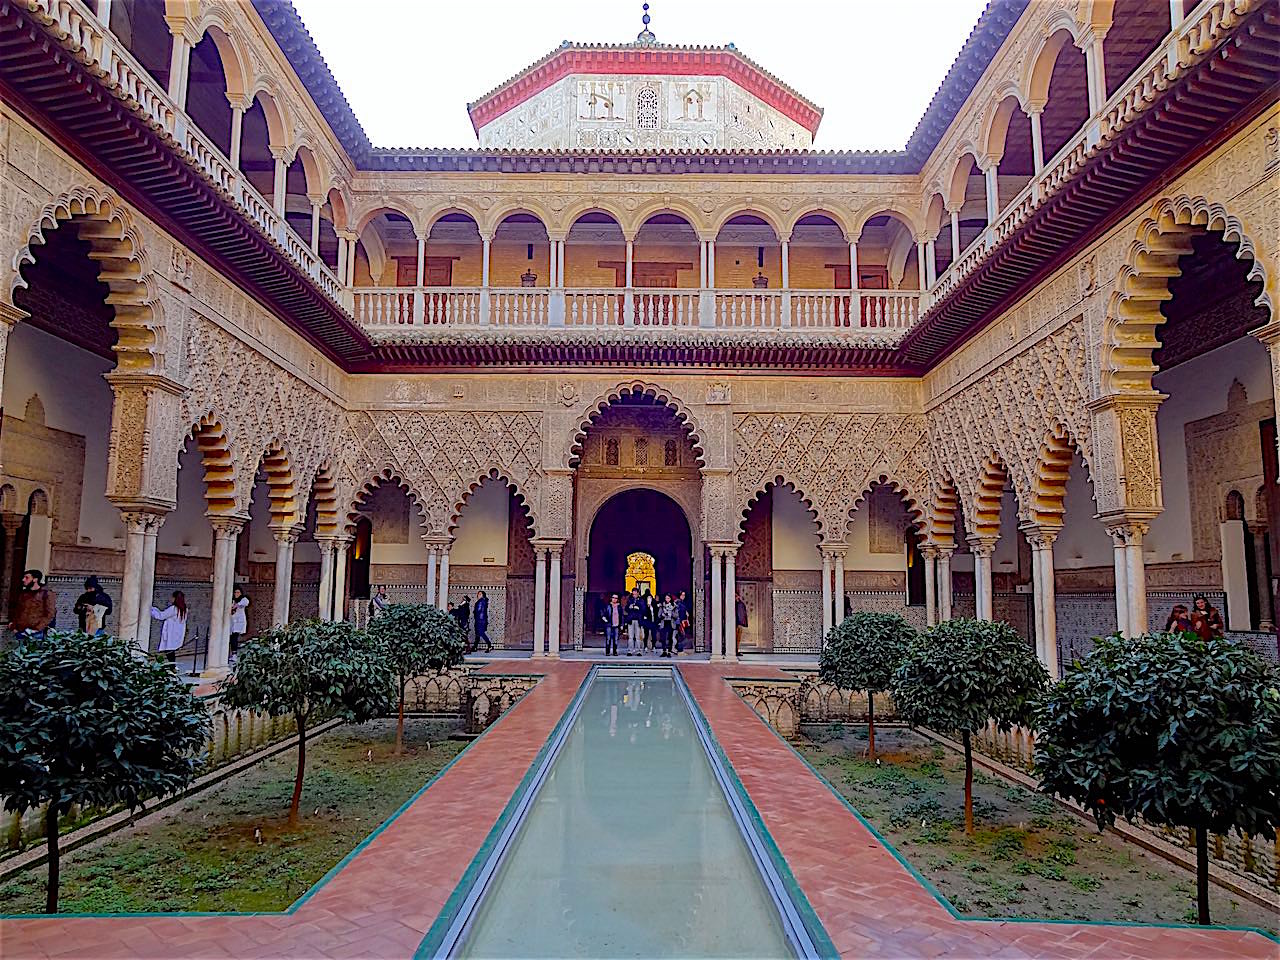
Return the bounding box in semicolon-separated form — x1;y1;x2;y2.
2;659;1276;959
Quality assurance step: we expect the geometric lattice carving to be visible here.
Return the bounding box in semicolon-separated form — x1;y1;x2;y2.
337;409;543;536
929;318;1093;527
734;412;930;541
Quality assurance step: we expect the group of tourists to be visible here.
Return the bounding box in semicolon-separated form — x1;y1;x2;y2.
1163;594;1225;640
600;587;692;657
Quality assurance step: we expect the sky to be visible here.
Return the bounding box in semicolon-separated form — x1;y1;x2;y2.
293;0;992;151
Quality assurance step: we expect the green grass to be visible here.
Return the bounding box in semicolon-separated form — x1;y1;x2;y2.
0;718;466;915
798;724;1277;934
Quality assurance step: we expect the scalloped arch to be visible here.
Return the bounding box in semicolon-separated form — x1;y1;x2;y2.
1030;424;1094;528
736;476;823;543
245;442;300;528
448;469;540;539
967;455;1010;540
184;413;238;517
1103;196;1273;395
347;470;431;532
844;475;927;536
12;187;164;372
927;473;960;546
566;381;707;470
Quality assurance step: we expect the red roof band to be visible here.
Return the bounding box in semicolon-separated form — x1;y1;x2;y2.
467;46;825;138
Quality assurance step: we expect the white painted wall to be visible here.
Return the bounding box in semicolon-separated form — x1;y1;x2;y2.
771;487;820;570
452;478;509;566
1055;452;1113;568
156;439;214;557
1149;336;1271;563
2;323;120;547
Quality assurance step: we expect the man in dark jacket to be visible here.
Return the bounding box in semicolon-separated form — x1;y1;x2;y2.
473;590;491;652
10;569;56;640
452;595;471;646
623;588;644;656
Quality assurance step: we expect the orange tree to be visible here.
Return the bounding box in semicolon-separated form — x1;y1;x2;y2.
0;631;209;912
219;619;392;824
367;602;467;753
1036;631;1280;925
893;618;1048;834
819;611;918;759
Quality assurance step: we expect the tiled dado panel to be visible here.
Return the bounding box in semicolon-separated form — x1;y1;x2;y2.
446;583;507;648
771;589;928;652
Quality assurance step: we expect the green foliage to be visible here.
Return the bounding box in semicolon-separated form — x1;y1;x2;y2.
366;603;467;692
820;610;918;695
219;619;393;727
1035;632;1280;840
893;618;1049;735
0;630;210;817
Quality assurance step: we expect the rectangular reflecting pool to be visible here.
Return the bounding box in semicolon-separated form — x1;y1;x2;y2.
442;668;817;959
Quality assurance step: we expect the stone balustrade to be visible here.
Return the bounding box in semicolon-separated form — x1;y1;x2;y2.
355;286;920;334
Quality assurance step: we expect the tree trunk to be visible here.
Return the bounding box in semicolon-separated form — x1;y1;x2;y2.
1195;826;1211;925
289;713;307;825
395;686;406;755
962;729;974;836
45;797;59;914
866;692;876;760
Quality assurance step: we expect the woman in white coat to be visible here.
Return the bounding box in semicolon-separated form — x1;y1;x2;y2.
151;590;187;665
229;585;249;659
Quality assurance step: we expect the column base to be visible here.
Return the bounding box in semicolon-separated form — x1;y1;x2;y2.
545;652;560;661
710;652;725;661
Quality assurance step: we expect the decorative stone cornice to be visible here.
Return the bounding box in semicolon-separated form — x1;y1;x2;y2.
103;370;188;398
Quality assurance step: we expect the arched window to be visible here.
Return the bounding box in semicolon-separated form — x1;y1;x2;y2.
636;87;660;130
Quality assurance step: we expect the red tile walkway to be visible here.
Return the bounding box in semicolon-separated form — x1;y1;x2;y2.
1;659;1273;959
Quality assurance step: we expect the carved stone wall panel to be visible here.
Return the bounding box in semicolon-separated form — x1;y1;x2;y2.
337;409;544;537
733;412;930;542
928;318;1093;524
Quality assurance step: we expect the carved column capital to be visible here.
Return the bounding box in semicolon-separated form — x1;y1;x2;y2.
209;515;248;541
1101;517;1150;546
270;523;305;545
1018;522;1062;550
966;534;998;558
120;508;168;534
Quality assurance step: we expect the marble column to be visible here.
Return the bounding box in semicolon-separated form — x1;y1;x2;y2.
137;514;164;650
937;546;954;621
117;510;166;649
332;536;350;622
547;544;562;659
310;200;321;252
207;517;246;674
922;545;938;627
709;547;723;660
724;546;738;662
532;545;547;657
438;548;450;609
270;525;300;626
228;101;246;172
1023;526;1060;678
1123;523;1149;637
425;543;438;606
820;549;833;641
1248;524;1274;631
1109;526;1130;636
968;536;996;621
1028;105;1045;171
949;210;961;259
316;539;336;621
833;548;846;627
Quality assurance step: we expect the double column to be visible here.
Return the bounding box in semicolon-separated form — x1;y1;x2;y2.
967;534;998;621
707;544;739;662
315;533;352;622
270;524;303;626
819;544;847;641
424;536;451;610
1104;519;1151;637
207;516;247;675
1021;524;1061;679
530;539;565;658
117;508;168;651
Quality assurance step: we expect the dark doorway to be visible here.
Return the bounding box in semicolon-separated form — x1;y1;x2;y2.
349;517;372;600
585;489;692;641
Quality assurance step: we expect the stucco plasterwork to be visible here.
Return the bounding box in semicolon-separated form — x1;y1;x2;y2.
733;412;931;543
928;317;1094;526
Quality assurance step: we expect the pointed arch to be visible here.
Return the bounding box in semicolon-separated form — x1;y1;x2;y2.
186;414;238;517
347;469;431;531
1030;425;1089;528
927;473;960;546
737;476;822;542
308;465;341;538
448;469;539;539
969;456;1010;540
249;443;300;528
12;187;165;372
566;381;707;469
1103;196;1274;395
